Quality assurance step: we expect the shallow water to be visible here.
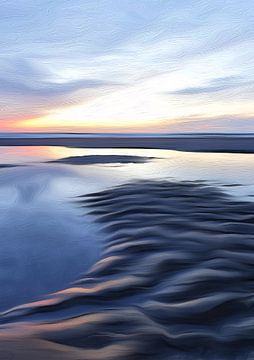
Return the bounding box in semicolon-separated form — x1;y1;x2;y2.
1;145;254;196
0;147;254;359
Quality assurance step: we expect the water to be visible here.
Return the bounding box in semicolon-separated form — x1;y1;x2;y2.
0;146;254;359
1;146;254;195
1;132;254;138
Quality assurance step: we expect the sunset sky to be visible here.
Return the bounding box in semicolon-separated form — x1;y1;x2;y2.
0;0;253;133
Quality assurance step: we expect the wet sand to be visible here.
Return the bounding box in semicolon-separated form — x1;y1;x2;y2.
49;154;155;165
0;136;254;152
1;180;254;359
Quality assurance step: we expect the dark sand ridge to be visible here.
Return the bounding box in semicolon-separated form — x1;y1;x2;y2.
0;164;20;168
0;156;154;169
0;180;254;359
1;135;254;152
48;155;155;165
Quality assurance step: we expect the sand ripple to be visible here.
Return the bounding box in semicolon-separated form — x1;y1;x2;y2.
1;180;254;359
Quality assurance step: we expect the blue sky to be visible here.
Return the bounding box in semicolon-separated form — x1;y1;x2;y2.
0;0;253;132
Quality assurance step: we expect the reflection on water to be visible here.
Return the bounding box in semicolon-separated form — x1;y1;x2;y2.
1;146;254;198
0;164;103;311
0;146;254;358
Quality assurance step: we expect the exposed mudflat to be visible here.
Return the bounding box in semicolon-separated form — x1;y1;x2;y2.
1;180;254;359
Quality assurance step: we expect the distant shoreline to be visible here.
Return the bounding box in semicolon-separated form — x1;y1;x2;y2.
0;135;254;153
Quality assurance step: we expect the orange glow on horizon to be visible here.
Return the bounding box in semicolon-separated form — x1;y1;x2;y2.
1;112;254;134
5;115;171;133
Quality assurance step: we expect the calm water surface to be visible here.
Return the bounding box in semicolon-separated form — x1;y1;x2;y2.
0;146;254;311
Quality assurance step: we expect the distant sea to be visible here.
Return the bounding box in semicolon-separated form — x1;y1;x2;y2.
0;132;254;138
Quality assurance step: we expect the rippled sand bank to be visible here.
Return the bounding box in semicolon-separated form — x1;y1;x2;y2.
1;180;254;359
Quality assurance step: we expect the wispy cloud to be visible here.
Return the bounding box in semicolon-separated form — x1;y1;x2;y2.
168;76;253;95
163;114;254;133
0;0;253;132
0;61;117;97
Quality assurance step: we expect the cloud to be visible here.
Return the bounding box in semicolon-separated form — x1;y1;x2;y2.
0;58;123;121
167;76;253;96
163;114;254;133
0;0;253;131
0;58;120;97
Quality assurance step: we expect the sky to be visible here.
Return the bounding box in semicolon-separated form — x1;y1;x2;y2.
0;0;253;133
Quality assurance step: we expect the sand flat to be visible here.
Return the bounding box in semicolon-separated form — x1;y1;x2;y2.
1;180;254;359
0;135;254;153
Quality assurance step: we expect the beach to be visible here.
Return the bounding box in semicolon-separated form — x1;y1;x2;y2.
1;0;253;357
0;144;253;359
0;135;254;153
0;179;254;359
